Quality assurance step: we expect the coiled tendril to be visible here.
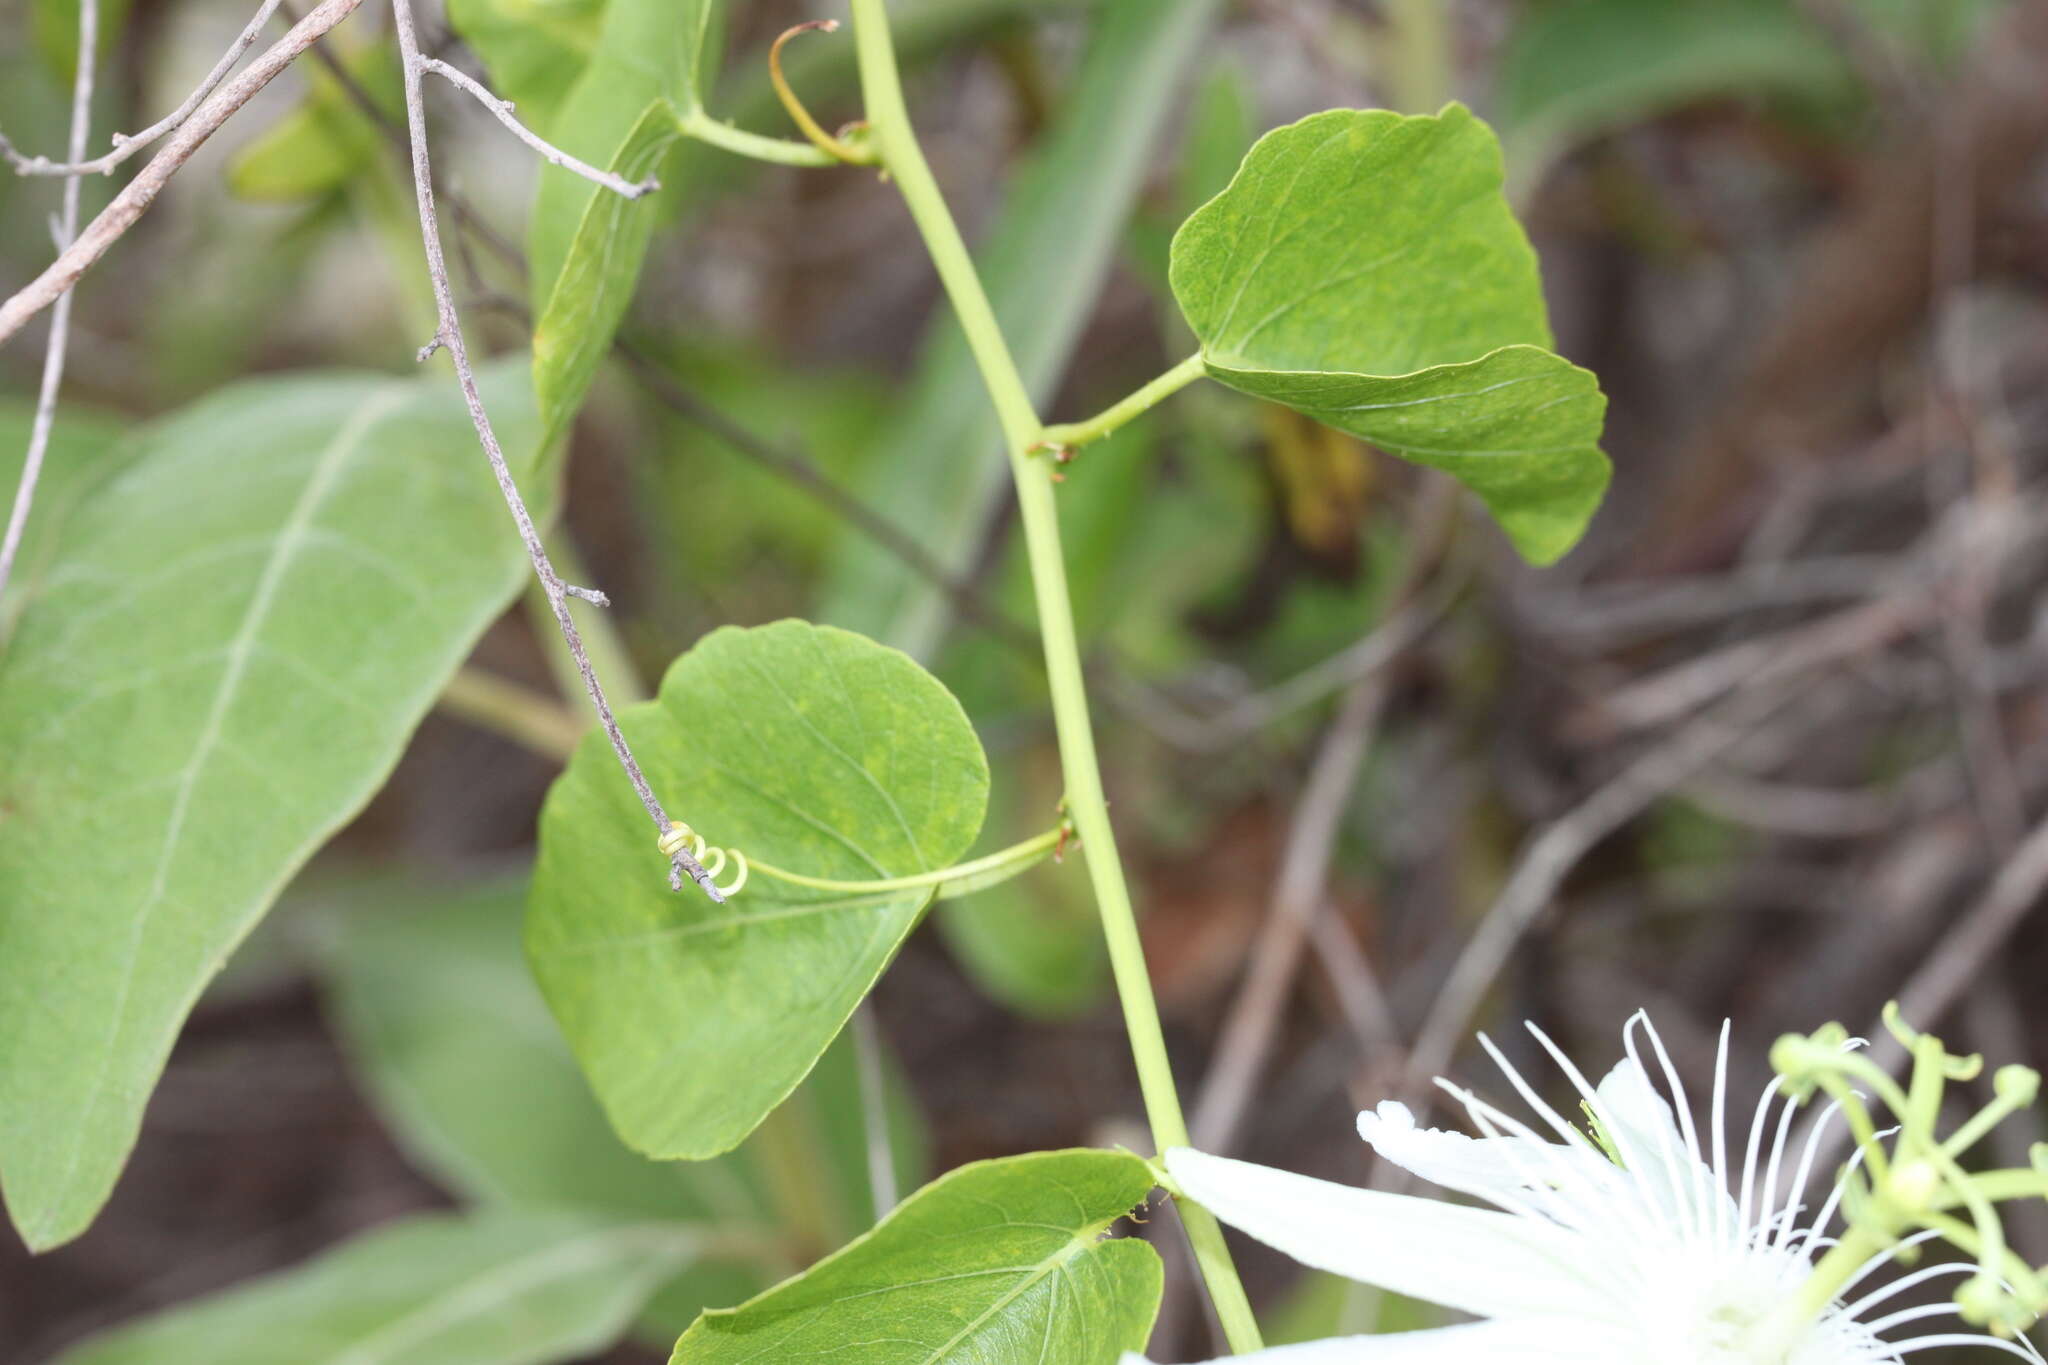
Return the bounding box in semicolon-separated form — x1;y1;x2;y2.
658;821;749;898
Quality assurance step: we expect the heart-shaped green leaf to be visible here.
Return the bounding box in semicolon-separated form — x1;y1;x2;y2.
52;1209;699;1365
1169;105;1610;564
322;875;928;1337
0;365;544;1251
670;1149;1162;1364
533;99;682;438
526;620;988;1160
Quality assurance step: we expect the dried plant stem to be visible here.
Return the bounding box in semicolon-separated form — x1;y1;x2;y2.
0;0;366;348
388;0;718;900
418;58;659;199
0;0;97;608
0;0;288;178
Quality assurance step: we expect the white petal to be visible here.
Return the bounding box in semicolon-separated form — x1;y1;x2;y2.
1357;1101;1620;1220
1593;1059;1737;1235
1120;1318;1610;1363
1166;1148;1611;1322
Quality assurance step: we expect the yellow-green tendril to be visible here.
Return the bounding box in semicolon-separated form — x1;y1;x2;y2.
659;822;750;897
1755;1004;2048;1351
768;21;876;166
656;821;1071;903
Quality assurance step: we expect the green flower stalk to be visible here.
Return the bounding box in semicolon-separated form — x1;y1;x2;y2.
1759;1005;2048;1353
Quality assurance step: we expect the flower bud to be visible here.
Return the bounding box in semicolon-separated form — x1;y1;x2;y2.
1993;1065;2040;1108
1888;1158;1941;1212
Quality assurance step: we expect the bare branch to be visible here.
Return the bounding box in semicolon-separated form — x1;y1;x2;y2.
388;0;719;900
0;0;367;349
0;0;98;607
419;57;659;199
0;0;288;179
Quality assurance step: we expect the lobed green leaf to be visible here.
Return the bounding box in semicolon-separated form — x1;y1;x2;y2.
1169;105;1610;563
321;875;929;1336
0;365;545;1250
671;1149;1162;1364
526;620;987;1161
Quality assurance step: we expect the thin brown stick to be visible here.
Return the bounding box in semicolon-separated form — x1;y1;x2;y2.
0;0;366;348
388;0;718;900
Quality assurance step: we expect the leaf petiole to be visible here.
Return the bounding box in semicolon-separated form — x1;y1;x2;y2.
674;107;838;167
1038;352;1206;454
748;823;1069;898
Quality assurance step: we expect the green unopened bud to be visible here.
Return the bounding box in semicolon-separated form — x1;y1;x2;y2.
2033;1143;2048;1178
1771;1029;1848;1099
1956;1274;2017;1335
1889;1158;1942;1212
1994;1065;2040;1108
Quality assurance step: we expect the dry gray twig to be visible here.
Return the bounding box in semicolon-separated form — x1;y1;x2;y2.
0;0;366;348
0;0;288;179
388;0;719;900
0;0;97;608
418;57;659;200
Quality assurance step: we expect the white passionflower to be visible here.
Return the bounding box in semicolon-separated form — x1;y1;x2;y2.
1132;1013;2046;1364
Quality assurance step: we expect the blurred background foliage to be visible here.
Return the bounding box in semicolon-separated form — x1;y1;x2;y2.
4;0;2047;1360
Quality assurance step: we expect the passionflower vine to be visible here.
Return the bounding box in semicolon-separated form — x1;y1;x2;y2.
1130;1010;2048;1364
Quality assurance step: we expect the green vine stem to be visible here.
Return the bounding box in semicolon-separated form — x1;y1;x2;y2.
1039;352;1205;453
676;107;838;166
848;0;1264;1351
